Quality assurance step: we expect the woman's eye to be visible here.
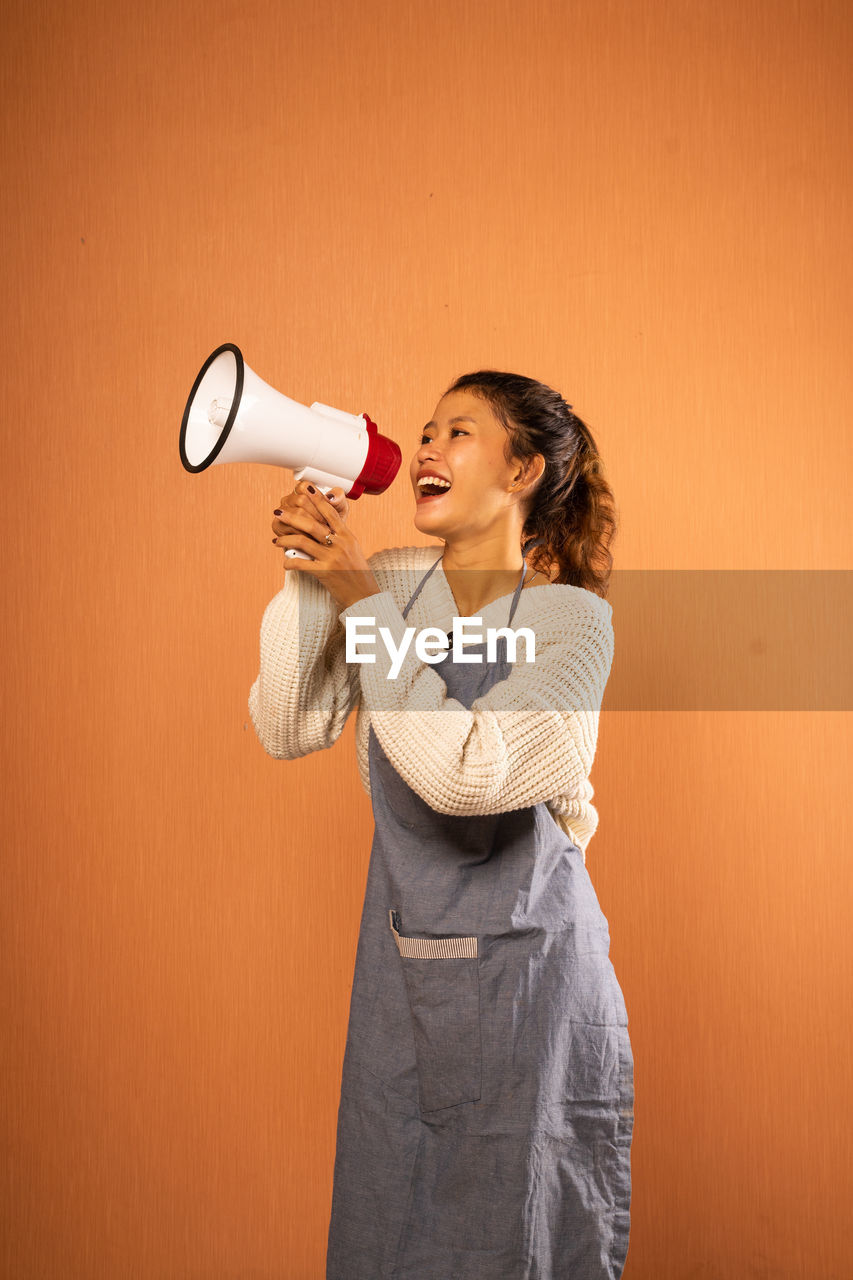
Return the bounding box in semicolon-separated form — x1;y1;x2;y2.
420;430;467;443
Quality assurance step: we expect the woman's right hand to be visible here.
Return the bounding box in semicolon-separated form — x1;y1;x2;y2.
271;481;351;548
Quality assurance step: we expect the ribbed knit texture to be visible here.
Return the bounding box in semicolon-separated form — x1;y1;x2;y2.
248;545;614;858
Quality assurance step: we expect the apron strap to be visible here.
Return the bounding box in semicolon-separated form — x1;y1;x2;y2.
402;552;444;621
508;537;548;627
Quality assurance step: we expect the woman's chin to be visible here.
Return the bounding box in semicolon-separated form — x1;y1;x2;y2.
413;501;445;524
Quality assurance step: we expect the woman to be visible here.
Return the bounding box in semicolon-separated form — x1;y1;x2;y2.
249;370;633;1279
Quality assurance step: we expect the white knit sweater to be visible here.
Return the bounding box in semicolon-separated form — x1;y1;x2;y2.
248;544;614;858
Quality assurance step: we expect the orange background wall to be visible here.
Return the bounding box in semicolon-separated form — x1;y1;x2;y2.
2;1;850;1276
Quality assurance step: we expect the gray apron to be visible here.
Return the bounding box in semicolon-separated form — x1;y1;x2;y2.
326;540;633;1279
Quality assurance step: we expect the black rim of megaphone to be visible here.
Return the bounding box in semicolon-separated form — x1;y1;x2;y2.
179;342;245;473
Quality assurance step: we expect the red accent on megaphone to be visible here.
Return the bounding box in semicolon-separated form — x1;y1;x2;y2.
347;415;402;499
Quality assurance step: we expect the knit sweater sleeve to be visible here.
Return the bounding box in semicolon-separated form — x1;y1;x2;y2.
337;584;614;816
247;565;361;759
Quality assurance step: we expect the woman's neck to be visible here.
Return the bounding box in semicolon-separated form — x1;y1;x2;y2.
440;535;538;617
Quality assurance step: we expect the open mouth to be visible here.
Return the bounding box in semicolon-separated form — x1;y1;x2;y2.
417;477;452;500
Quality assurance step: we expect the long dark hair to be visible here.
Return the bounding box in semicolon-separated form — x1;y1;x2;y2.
444;370;618;598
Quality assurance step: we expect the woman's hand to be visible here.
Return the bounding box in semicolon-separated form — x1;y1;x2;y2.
272;480;351;535
271;481;382;611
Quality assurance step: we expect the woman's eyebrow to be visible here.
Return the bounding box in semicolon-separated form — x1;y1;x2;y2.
421;415;477;430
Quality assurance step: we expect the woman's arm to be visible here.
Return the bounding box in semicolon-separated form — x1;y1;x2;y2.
248;567;362;759
337;588;614;815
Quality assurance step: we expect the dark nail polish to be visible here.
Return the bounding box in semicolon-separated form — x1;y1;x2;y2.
307;484;316;494
273;509;282;516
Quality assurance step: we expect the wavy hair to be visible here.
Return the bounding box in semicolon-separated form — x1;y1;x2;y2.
442;370;618;598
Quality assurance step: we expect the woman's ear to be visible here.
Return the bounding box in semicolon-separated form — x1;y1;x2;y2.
511;453;546;492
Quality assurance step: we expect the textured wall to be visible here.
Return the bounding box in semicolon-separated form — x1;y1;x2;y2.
1;0;850;1275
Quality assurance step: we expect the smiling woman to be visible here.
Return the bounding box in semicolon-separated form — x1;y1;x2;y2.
407;374;615;617
249;368;629;1279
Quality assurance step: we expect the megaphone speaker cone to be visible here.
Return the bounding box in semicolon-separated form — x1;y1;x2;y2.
179;343;244;473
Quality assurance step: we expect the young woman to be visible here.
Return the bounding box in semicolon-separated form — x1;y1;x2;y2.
249;370;633;1279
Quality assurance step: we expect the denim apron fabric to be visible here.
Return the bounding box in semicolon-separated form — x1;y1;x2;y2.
326;540;634;1280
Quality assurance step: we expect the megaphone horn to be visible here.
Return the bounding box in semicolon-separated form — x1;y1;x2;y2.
179;343;401;499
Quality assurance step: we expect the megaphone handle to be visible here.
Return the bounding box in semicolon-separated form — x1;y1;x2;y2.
283;484;334;559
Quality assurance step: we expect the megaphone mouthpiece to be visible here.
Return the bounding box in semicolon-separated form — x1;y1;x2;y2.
354;414;402;497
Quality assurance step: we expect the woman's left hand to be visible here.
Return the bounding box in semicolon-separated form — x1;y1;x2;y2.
272;483;382;611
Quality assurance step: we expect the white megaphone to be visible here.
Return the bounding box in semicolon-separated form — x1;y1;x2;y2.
180;343;402;557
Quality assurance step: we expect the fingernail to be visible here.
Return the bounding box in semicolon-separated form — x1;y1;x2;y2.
272;538;278;544
307;484;316;494
273;509;282;516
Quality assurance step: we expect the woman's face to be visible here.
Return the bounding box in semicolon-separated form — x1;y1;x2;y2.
410;390;529;544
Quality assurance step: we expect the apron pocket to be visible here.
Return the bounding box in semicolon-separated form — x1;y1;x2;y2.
389;910;482;1113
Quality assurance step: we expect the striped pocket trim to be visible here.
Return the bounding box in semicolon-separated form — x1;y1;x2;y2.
389;909;478;959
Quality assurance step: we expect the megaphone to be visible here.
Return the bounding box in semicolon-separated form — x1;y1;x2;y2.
179;342;401;494
179;343;402;559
